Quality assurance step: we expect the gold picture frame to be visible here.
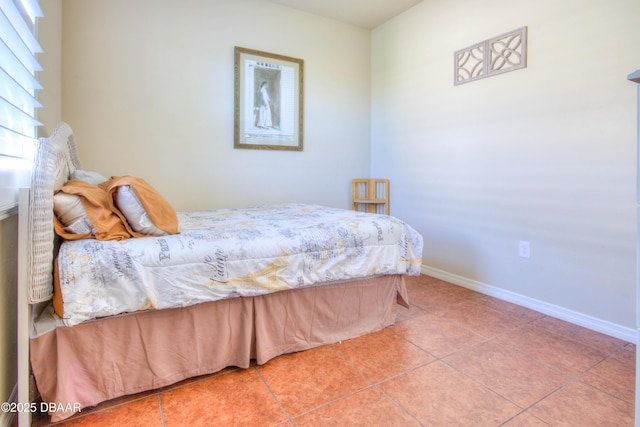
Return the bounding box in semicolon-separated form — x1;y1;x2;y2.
234;47;304;151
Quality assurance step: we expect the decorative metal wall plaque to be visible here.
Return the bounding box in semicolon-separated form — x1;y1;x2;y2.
454;27;527;85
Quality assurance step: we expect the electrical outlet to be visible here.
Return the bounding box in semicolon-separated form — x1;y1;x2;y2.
519;241;530;258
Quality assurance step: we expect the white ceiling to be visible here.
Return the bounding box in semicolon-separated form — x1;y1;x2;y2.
265;0;423;29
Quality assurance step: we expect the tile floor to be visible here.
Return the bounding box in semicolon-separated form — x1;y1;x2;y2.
30;274;635;426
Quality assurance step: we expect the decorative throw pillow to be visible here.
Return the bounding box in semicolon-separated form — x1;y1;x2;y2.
101;176;179;237
70;169;109;186
116;185;168;236
53;180;131;241
53;192;96;235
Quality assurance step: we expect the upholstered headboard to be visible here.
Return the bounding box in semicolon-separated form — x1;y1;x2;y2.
28;122;81;303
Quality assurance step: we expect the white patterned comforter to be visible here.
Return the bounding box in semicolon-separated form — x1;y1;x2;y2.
56;204;423;326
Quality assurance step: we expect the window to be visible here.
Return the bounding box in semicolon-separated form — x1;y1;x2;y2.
0;0;42;215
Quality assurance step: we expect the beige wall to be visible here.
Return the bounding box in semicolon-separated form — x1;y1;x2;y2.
61;0;372;212
371;0;640;332
0;215;18;414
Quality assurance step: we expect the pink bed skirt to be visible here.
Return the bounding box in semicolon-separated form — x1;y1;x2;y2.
30;275;409;422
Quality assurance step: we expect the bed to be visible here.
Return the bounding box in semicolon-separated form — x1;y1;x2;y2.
17;122;423;423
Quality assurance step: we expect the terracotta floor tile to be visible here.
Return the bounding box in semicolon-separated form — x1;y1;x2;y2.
331;327;434;383
380;361;520;426
160;368;286;427
502;411;552;426
159;366;240;393
474;296;545;324
395;302;428;323
493;323;608;376
529;381;634;426
443;341;569;407
438;281;485;301
293;387;419;426
438;300;534;338
534;316;627;354
404;277;480;314
503;411;553;426
256;345;370;418
33;387;160;426
580;348;636;403
405;274;477;296
49;395;163;427
391;312;485;358
410;274;469;291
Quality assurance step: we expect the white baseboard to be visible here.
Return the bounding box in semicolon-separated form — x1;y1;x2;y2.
421;265;637;344
0;384;17;427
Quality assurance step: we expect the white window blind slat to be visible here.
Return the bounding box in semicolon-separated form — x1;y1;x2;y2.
14;0;42;24
0;0;41;213
0;67;42;111
0;126;35;157
0;96;42;130
0;37;42;93
0;6;41;72
1;0;41;53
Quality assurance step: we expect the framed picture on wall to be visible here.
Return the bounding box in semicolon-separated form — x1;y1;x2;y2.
234;47;304;151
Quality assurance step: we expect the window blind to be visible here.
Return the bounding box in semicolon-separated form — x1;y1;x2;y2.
0;0;42;215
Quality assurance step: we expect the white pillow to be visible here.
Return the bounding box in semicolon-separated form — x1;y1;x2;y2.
116;185;168;236
71;170;108;186
53;192;97;235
